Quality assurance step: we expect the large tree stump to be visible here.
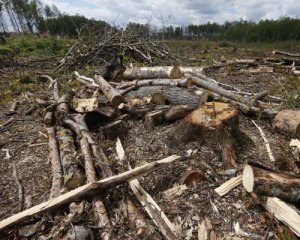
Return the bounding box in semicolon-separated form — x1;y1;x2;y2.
273;110;300;138
168;102;241;175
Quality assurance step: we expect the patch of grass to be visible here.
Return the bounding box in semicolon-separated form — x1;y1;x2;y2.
8;72;36;95
3;34;75;58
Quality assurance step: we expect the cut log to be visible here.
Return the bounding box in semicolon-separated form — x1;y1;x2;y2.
149;92;167;105
44;112;54;127
145;110;164;129
72;97;99;113
272;50;300;58
214;175;242;197
80;131;112;240
103;120;126;139
117;78;193;90
242;164;300;205
123;66;182;80
163;105;193;122
0;155;181;231
273;110;300;138
189;76;249;105
57;128;85;191
180;66;206;76
127;86;200;108
46;127;63;199
168;102;241;174
56;91;75;118
94;74;125;107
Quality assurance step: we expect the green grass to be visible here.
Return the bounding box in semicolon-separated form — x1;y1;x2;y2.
1;34;75;59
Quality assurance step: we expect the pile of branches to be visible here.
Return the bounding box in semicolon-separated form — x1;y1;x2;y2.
54;24;177;73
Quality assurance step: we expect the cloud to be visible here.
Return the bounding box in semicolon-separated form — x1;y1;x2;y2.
41;0;300;27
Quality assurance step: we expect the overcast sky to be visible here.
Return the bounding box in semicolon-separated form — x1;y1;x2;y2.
42;0;300;27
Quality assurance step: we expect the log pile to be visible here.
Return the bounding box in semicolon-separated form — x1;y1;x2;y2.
4;46;300;239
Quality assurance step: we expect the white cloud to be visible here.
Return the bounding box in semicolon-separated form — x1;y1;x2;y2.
41;0;300;26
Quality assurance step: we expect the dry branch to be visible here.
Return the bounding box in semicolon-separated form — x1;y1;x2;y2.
0;155;180;231
252;120;275;162
46;127;63;199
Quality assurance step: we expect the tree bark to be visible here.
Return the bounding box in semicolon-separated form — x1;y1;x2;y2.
0;155;180;231
56;91;75;118
123;66;182;80
57;128;85;191
243;164;300;205
273;110;300;138
94;74;125;107
46;127;63;199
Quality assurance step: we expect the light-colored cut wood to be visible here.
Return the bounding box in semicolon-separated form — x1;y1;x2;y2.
214;175;242;197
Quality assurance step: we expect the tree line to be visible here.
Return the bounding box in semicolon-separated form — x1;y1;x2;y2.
1;0;300;42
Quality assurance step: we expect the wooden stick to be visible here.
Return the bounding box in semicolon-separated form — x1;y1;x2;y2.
12;162;23;211
265;197;300;237
116;139;179;240
94;74;125;107
214;175;242;197
0;155;180;231
46;127;63;199
252;120;275;162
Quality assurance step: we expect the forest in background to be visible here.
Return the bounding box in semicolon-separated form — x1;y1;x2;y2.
1;0;300;43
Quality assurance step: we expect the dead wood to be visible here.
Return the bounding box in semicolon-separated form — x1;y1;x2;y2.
145;110;164;129
127;86;200;108
272;50;300;58
273;110;300;138
116;78;193;92
163;105;194;122
44;112;54;127
123;66;182;80
0;155;180;231
46;127;63;199
214;175;242;197
57;128;85;190
12;162;23;211
94;74;125;107
80;132;112;240
116;139;178;239
243;164;300;205
168;102;241;175
56;91;75;118
102;120;126;139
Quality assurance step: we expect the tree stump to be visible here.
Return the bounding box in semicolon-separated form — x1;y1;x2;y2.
168;102;241;175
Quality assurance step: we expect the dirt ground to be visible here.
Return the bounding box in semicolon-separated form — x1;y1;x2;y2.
0;45;299;239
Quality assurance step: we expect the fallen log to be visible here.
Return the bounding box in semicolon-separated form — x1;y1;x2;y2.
243;164;300;205
163;105;193;122
116;78;193;91
123;66;182;80
94;74;125;107
127;86;201;108
57;128;85;191
273;110;300;138
56;91;75;118
46;127;63;199
272;50;300;58
0;155;181;231
80;132;112;240
180;66;206;76
189;76;248;105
